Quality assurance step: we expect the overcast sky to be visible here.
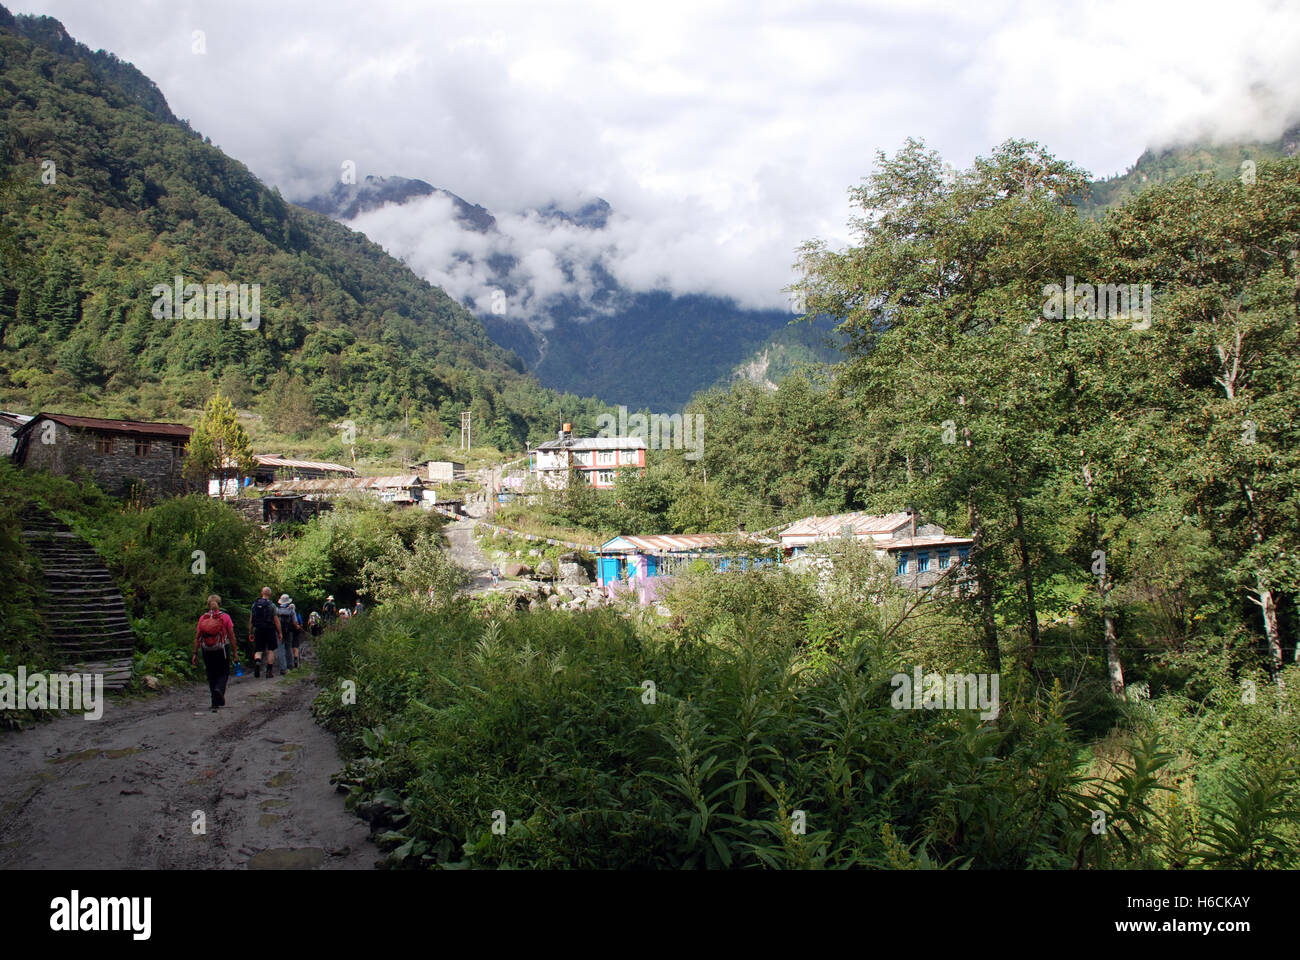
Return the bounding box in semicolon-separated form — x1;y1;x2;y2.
12;0;1300;312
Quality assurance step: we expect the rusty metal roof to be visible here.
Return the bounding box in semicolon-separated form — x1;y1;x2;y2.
16;412;191;438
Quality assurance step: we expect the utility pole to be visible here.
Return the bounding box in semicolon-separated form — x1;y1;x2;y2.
460;411;471;451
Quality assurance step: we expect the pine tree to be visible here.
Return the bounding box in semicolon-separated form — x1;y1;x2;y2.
185;391;255;498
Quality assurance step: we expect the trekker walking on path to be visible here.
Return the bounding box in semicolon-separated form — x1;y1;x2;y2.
307;611;323;643
490;564;501;585
193;594;236;710
277;594;300;670
248;587;282;678
322;595;337;624
353;598;365;618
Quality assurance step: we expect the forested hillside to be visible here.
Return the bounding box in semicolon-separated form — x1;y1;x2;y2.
0;8;606;450
1079;121;1300;214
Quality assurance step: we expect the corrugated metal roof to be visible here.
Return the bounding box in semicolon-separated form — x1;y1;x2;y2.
263;475;423;494
602;533;775;554
255;454;356;475
15;412;191;438
533;436;648;451
879;536;974;551
0;411;33;426
780;511;913;538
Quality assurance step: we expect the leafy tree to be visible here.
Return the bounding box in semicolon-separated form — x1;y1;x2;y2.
184;390;254;497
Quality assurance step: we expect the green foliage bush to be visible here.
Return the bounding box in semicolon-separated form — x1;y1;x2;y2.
91;494;267;657
271;499;448;612
314;566;1300;869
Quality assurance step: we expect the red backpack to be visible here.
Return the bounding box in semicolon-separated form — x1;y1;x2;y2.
198;612;228;648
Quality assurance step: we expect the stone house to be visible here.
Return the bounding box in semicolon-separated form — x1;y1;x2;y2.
11;413;192;499
0;411;32;457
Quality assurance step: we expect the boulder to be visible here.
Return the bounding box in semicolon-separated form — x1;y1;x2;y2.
546;593;564;608
558;562;589;585
503;561;531;578
536;559;556;578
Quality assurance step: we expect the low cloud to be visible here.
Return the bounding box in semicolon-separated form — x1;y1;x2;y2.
12;0;1300;314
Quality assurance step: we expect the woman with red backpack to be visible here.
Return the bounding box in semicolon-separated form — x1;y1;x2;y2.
192;594;237;711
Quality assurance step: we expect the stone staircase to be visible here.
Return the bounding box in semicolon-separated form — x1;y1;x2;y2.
20;510;135;689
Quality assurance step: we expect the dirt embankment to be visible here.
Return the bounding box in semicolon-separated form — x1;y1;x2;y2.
0;662;374;870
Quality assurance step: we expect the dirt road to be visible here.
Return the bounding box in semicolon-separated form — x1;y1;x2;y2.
0;659;374;870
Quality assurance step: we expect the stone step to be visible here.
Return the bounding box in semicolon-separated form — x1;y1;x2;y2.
22;509;134;688
42;582;124;590
46;611;131;621
54;647;135;659
50;628;135;639
50;621;133;629
50;637;134;649
49;622;134;633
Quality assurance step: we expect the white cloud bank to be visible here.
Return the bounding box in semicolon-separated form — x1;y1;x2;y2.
12;0;1300;312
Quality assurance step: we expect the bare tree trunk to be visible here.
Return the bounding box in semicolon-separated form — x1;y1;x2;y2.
1103;610;1125;698
969;495;1001;672
1011;496;1041;665
1239;480;1285;679
1082;458;1125;698
1216;324;1283;681
1250;577;1284;672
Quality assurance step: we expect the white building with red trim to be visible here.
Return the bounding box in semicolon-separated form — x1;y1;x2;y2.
528;425;646;490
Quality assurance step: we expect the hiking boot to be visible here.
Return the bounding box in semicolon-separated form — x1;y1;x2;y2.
254;662;261;678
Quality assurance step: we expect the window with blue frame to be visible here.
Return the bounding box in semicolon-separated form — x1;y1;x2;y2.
896;554;909;575
918;551;930;572
938;551;950;569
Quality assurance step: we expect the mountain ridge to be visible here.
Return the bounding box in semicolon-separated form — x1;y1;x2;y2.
0;5;608;450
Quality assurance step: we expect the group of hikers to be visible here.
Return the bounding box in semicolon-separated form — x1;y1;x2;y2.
191;589;365;712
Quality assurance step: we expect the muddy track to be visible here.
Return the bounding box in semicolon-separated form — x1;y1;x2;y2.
0;657;375;870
